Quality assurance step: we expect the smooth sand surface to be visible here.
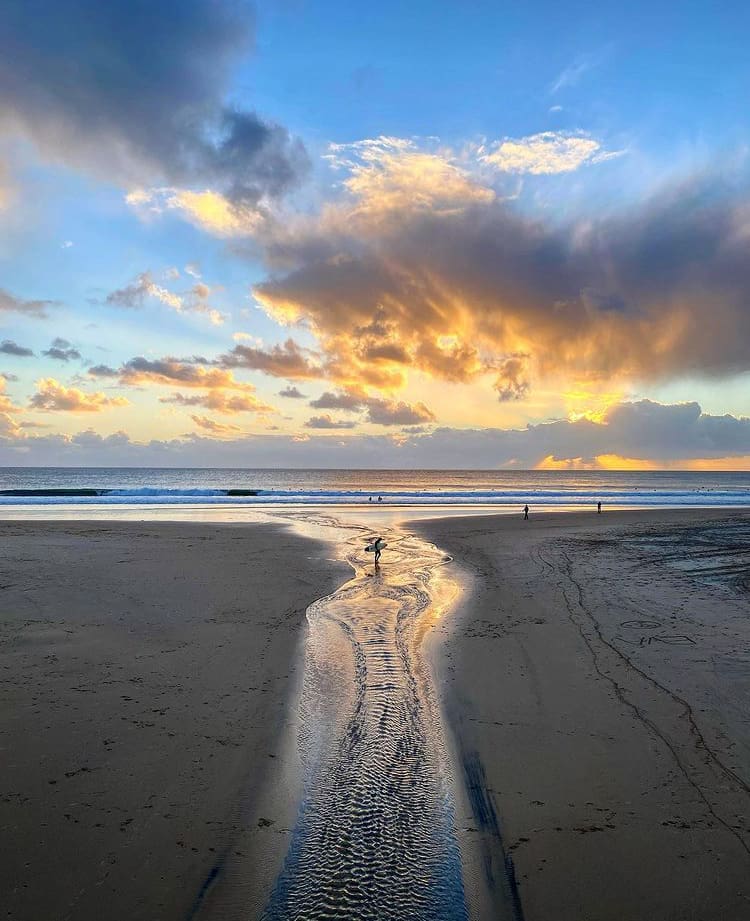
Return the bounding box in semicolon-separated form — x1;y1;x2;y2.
0;520;348;921
416;508;750;921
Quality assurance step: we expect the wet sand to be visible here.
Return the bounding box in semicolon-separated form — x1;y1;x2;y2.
0;520;348;921
416;508;750;921
3;510;750;921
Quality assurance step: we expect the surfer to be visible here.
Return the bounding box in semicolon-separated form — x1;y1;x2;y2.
373;536;385;563
523;504;529;521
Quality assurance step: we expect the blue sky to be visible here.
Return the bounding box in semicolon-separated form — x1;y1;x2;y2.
1;0;750;466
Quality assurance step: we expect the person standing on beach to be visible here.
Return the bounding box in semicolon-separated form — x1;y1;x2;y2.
523;504;529;520
597;501;602;514
374;536;385;564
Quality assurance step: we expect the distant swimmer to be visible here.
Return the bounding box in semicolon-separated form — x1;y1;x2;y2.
377;495;383;502
597;501;602;514
369;496;372;502
523;504;529;521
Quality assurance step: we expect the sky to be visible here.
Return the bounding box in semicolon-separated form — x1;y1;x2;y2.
1;0;750;468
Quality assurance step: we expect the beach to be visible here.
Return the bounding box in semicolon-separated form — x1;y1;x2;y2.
0;520;349;921
1;509;750;920
417;508;750;921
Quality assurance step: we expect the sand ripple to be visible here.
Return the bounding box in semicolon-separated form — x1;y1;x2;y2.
262;529;467;920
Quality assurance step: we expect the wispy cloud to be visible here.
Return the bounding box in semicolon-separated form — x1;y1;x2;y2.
105;271;226;324
550;51;604;94
0;289;57;318
481;131;624;175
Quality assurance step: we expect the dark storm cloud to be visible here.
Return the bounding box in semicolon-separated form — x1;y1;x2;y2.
0;340;34;357
0;0;307;203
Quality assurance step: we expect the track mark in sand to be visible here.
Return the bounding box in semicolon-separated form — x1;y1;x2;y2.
535;544;750;859
261;526;470;921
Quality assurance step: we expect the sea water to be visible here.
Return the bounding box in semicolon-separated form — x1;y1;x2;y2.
0;467;748;512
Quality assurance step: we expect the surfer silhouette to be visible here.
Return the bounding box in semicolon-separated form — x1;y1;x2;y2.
523;504;529;520
373;536;385;563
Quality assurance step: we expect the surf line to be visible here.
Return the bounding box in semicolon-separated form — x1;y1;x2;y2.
261;522;469;921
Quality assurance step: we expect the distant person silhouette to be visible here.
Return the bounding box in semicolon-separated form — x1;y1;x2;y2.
377;495;383;502
597;501;602;514
523;504;529;521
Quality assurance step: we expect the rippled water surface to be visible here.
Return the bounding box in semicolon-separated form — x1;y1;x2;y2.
262;521;468;920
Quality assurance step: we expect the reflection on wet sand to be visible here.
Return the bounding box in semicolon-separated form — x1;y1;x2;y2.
262;521;468;920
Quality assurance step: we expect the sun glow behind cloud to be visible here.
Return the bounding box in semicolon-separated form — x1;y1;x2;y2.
0;0;749;467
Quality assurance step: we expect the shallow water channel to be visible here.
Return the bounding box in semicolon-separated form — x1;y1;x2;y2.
261;521;468;920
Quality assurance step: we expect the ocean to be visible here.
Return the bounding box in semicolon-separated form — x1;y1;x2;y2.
0;467;748;512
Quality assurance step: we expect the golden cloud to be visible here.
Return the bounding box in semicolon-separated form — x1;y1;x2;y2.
30;378;129;413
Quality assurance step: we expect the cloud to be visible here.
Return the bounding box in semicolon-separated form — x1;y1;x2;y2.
364;398;435;426
160;390;273;415
190;414;242;435
481;132;622;175
305;414;357;429
119;356;253;392
105;272;225;324
0;289;57;318
87;364;118;378
0;0;307;205
29;378;129;413
126;187;263;237
93;354;276;415
106;272;179;310
0;339;34;357
279;386;306;398
493;355;530;402
550;51;604;94
310;390;365;411
42;337;81;361
307;388;435;426
250;153;750;396
217;338;322;379
2;400;749;468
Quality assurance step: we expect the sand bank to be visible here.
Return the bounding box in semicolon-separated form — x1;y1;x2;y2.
0;520;348;921
416;508;750;921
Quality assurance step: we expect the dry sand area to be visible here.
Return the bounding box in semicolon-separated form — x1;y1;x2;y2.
0;520;348;921
418;509;750;921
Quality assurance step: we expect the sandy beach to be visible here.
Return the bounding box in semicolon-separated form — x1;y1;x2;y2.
417;508;750;921
0;520;349;921
2;509;750;920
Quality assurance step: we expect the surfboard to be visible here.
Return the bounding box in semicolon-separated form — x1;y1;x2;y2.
364;542;388;552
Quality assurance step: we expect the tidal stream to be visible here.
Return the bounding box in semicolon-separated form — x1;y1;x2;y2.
261;521;468;920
